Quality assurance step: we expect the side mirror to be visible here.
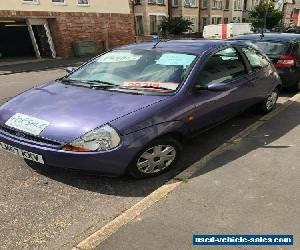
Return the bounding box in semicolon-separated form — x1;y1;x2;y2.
195;82;231;92
66;66;76;74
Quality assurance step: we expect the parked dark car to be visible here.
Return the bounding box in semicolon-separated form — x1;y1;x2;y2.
230;33;300;91
0;40;281;178
285;26;300;34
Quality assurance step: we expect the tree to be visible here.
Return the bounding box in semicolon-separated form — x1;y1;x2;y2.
160;17;193;35
248;0;283;31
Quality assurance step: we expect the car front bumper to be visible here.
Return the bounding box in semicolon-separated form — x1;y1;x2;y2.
0;130;142;177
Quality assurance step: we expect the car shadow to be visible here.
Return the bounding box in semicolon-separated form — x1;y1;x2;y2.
187;100;300;179
25;94;298;198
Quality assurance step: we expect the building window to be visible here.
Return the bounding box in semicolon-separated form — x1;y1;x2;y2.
134;0;141;4
136;16;144;35
224;17;229;23
52;0;66;4
217;17;222;24
234;0;242;10
78;0;89;5
232;17;241;22
184;16;197;32
212;0;222;9
201;17;207;30
149;15;165;34
184;0;197;7
148;0;164;4
22;0;39;4
172;0;179;7
243;0;247;10
202;0;208;8
150;15;157;34
211;17;217;24
225;0;229;9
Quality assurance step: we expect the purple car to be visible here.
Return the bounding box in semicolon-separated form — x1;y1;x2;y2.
0;40;281;178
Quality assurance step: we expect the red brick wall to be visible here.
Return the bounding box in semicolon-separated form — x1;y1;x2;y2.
0;10;135;57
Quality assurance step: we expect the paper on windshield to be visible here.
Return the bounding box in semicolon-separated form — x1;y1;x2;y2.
156;53;196;66
123;81;179;91
97;51;142;63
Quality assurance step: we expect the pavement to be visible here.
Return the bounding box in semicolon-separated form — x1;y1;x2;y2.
0;56;93;76
98;98;300;250
0;66;298;249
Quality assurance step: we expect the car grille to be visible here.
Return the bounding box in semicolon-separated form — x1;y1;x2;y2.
0;126;62;147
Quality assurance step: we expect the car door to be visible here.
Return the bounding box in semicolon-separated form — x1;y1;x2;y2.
188;47;254;133
240;46;274;101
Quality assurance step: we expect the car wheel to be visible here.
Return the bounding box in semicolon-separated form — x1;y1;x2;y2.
128;137;181;178
258;88;279;114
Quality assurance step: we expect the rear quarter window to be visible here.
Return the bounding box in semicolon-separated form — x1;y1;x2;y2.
242;47;269;70
252;41;289;57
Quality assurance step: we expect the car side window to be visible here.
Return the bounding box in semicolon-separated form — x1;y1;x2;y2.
197;47;247;87
242;47;269;70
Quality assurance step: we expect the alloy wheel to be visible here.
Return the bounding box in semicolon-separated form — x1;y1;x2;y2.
266;90;278;111
136;145;177;174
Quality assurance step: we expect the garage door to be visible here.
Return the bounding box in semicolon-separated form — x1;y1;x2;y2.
0;19;35;58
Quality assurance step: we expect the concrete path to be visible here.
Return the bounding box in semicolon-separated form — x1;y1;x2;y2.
99;99;300;250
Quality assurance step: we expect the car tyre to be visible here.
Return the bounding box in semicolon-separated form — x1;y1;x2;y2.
258;88;279;114
128;137;182;179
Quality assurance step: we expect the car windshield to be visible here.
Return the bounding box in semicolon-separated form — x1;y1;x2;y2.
250;41;288;57
65;49;197;93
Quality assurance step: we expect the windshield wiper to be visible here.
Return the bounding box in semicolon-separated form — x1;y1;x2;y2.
61;79;118;88
82;80;119;88
120;85;174;92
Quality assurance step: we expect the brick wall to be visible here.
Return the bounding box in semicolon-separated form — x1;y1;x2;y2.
0;10;135;57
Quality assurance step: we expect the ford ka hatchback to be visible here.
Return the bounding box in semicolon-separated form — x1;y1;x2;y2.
0;40;281;178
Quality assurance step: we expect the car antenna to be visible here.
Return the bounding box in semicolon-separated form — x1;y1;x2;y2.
152;40;161;49
152;39;171;49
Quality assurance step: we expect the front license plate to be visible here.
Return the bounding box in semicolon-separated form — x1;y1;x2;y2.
5;113;50;136
0;141;44;164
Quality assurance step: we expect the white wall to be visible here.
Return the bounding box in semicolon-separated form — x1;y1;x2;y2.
0;0;130;14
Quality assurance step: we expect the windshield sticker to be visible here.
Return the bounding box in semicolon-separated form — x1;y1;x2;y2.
122;81;179;91
156;53;196;66
97;52;142;63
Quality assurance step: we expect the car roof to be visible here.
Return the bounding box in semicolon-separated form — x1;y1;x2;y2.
117;39;244;55
231;33;300;42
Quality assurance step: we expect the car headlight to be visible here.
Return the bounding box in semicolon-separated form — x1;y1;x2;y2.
63;125;121;152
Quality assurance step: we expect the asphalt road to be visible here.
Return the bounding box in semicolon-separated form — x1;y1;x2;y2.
0;69;295;249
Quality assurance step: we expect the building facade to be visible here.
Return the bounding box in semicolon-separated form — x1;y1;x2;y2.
133;0;263;35
0;0;135;58
172;0;200;33
199;0;225;31
284;0;300;27
134;0;169;35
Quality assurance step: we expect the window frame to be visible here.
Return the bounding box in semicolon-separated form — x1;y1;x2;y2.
77;0;89;6
51;0;66;5
172;0;179;7
184;0;197;7
201;0;208;9
22;0;39;4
